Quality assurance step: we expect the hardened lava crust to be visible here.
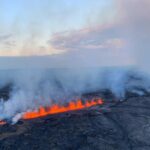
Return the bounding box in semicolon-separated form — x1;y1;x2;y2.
0;91;150;150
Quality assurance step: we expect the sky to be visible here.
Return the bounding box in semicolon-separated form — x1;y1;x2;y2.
0;0;150;70
0;0;116;56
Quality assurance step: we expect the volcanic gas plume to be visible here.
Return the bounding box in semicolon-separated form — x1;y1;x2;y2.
0;68;149;124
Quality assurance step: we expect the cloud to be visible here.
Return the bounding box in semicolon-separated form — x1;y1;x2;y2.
0;1;132;57
49;24;125;51
0;34;16;49
0;34;12;42
45;22;133;67
0;18;133;68
0;0;149;71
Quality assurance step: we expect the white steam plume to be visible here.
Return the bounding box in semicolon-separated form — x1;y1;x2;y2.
0;67;149;123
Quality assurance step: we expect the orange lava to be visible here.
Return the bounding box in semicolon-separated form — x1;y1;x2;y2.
0;99;104;125
23;99;103;120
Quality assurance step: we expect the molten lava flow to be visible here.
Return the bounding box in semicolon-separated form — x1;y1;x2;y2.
23;99;103;120
0;99;103;125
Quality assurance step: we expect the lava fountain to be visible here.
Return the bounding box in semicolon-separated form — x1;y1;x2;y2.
23;98;103;119
0;98;104;125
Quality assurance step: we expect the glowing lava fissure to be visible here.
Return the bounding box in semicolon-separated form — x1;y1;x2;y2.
0;98;104;125
23;99;103;119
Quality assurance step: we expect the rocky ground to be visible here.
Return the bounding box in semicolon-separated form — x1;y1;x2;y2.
0;91;150;150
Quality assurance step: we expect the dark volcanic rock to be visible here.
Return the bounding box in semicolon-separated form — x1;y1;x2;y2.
0;96;150;150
